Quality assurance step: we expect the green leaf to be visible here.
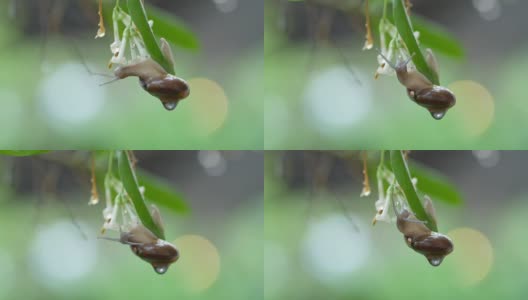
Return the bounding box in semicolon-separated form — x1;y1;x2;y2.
137;170;190;214
391;150;437;231
127;0;175;74
146;5;200;51
117;150;165;239
392;0;439;85
410;161;464;205
0;150;49;156
412;15;465;59
367;11;464;61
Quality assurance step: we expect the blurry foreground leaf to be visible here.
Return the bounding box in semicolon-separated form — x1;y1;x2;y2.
412;15;465;59
0;150;50;156
147;5;200;51
138;170;190;214
410;161;464;205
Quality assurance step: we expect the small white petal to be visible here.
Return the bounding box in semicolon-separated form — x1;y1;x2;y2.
413;31;420;42
110;41;121;55
374;199;385;212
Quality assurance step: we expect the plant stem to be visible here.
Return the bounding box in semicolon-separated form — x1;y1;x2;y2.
382;0;388;20
392;0;439;85
107;151;114;173
127;0;175;74
117;150;165;239
390;150;437;231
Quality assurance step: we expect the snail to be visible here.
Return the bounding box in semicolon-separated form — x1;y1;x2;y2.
100;205;179;274
393;196;453;266
113;38;190;111
378;49;456;120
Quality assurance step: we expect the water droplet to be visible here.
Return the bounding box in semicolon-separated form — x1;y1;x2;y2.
153;265;169;274
431;111;446;120
428;257;444;266
163;101;178;111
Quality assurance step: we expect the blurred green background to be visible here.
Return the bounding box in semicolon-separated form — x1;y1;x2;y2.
0;0;263;149
265;0;528;149
0;151;263;300
265;151;528;299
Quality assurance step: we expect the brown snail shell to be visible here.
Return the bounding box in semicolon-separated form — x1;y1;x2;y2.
408;86;456;120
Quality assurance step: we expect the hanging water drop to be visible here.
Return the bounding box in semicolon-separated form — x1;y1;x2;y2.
431;111;446;120
153;265;169;274
163;101;178;111
427;257;444;267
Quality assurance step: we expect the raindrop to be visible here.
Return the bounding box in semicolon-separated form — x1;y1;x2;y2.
431;111;446;120
163;101;178;111
428;257;444;267
153;265;169;274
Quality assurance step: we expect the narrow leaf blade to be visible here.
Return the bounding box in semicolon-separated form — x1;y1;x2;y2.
138;170;190;214
391;150;438;231
146;5;200;51
117;150;165;239
393;0;439;84
410;162;464;205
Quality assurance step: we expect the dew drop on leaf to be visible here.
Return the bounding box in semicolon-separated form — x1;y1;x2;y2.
163;101;178;111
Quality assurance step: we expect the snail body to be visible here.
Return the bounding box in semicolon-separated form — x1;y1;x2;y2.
113;38;190;111
380;49;456;120
394;197;453;266
100;205;179;274
118;223;179;274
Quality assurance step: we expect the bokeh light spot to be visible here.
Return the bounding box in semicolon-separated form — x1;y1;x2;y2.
172;235;221;293
449;80;495;138
472;0;502;20
197;150;227;176
213;0;239;13
472;150;500;167
448;227;494;286
303;66;372;137
302;214;370;284
37;63;106;131
187;78;229;136
29;220;97;289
